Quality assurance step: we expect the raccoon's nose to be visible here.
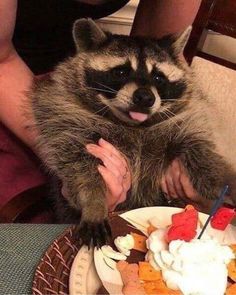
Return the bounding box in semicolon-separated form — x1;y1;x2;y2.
133;88;155;108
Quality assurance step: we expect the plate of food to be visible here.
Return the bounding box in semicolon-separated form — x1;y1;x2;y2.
92;206;236;295
33;206;236;295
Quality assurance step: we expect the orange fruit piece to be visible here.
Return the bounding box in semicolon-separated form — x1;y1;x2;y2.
143;281;166;294
185;204;195;211
143;280;182;295
147;224;157;235
138;261;162;281
228;259;236;282
117;261;139;284
230;244;236;254
131;232;148;253
226;283;236;295
116;261;146;294
123;281;146;295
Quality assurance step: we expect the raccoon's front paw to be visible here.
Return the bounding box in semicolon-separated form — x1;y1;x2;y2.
76;219;112;248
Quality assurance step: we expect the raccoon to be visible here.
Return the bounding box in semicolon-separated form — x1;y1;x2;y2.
30;19;236;247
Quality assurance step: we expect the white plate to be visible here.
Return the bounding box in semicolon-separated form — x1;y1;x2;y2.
93;206;236;295
69;245;102;295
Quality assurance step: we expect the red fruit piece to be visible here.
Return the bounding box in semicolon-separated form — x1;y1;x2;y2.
172;209;198;227
166;225;196;243
210;207;236;230
166;206;199;242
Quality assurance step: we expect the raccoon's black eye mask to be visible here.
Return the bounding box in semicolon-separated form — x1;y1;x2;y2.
110;64;131;79
151;68;187;101
85;62;187;101
85;62;132;99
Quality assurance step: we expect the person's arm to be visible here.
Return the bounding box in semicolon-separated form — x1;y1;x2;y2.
0;0;37;149
0;0;131;213
131;0;202;38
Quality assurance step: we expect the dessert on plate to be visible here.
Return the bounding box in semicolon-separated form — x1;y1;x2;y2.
95;205;236;295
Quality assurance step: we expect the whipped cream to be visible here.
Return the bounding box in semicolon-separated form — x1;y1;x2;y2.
146;230;234;295
146;228;168;252
101;245;127;261
114;234;134;256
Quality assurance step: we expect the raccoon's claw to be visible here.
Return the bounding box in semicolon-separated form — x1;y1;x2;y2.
76;219;112;248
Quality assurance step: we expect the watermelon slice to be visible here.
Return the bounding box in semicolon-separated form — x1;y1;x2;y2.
166;206;198;242
166;225;196;242
210;207;236;230
172;209;198;227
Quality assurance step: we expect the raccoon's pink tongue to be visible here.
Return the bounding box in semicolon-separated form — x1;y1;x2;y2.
129;111;148;122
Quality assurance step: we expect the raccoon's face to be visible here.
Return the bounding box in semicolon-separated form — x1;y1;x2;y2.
72;19;193;126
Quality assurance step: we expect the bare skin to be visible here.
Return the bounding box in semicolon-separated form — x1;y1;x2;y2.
131;0;202;38
87;138;131;211
0;0;205;212
160;159;214;213
0;1;36;148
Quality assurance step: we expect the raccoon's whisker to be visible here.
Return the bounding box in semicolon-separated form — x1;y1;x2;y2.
164;108;177;117
95;81;118;93
161;98;189;102
163;108;176;119
95;81;131;99
160;108;179;125
87;86;117;94
93;82;133;102
165;108;184;123
163;109;177;123
158;112;168;128
164;113;180;128
161;109;181;130
93;104;110;115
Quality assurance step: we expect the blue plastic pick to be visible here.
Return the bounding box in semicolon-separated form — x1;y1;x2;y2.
198;185;229;239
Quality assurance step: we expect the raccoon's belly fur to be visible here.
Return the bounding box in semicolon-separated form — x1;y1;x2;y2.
32;91;236;209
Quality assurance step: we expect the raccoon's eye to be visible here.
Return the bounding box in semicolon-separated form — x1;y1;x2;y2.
111;66;131;78
152;70;166;83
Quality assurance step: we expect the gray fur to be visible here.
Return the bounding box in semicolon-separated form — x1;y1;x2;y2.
173;26;192;55
73;18;107;51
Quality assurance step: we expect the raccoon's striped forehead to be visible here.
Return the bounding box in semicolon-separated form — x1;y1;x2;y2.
87;55;138;72
84;34;186;81
86;54;184;83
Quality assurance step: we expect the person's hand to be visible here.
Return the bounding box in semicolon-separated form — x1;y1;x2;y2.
160;158;213;213
86;138;131;212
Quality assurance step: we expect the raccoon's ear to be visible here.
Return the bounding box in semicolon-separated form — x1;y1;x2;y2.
171;26;192;55
73;18;107;51
158;26;192;56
